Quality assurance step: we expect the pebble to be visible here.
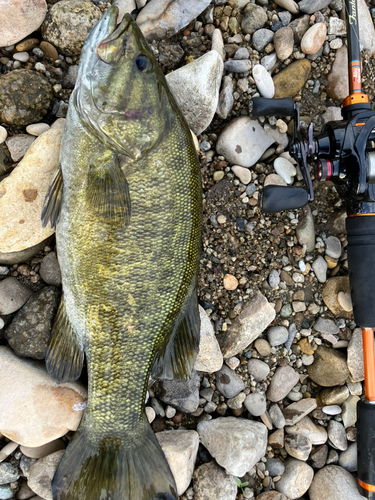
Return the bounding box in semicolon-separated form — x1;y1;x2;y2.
256;492;288;500
156;430;199;496
327;420;347;451
252;29;274;52
314;318;339;336
195;306;223;373
264;174;287;187
137;0;211;40
0;485;13;500
284;434;312;461
341;395;359;429
166;50;223;136
274;27;294;61
41;0;101;56
216;76;234;119
159;369;200;413
0;442;18;463
5;134;35;162
193;460;237;500
0;276;32;315
273;59;311;98
338;442;357;472
244;393;267;416
326;46;349;101
299;0;331;13
13;52;29;63
212;29;225;61
223;274;239;290
241;4;268;35
322;405;341;416
275;458;314;498
223;59;251;73
267;366;299;402
231;165;251;184
273;157;296;185
261;52;278;71
26;123;50;137
312;256;328;283
347;328;364;381
320;386;350;406
273;0;299;14
268;269;280;289
301;23;327;55
39;252;62;287
0;346;87;447
285;416;327;445
266;458;285;477
269;428;284;449
337;291;353;312
328;17;346;36
310;444;328;469
283;398;317;426
269;404;286;429
267;326;288;346
247;358;270;382
0;0;47;47
216;117;287;168
39;41;58;61
308;345;349;387
27;450;64;500
215;364;245;399
0;127;7;145
0;129;62;254
309;465;365;500
0;462;19;484
252;64;275;98
325;236;341;259
197;417;267;476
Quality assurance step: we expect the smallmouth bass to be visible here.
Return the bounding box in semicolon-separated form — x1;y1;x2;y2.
42;7;202;500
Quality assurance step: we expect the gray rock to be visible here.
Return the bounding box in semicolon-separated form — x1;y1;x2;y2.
252;29;274;51
224;59;252;73
234;47;250;60
28;451;64;500
266;458;285;477
327;420;347;451
39;252;62;287
327;449;339;465
310;444;328;469
314;318;339;335
0;277;33;315
321;106;342;124
150;397;165;417
341;395;359;428
347;328;364;381
0;462;19;485
309;465;364;500
326;46;349;101
278;10;292;25
247;358;270;382
193;461;237;500
274;26;294;61
296;205;315;252
5;134;35;162
312;256;328;283
289;14;310;44
299;0;331;14
325;236;341;259
241;4;267;35
338;442;357;472
284;434;312;461
215;364;245;399
216;76;234;119
285;416;328;445
197;417;267;476
283;398;317;426
268;269;280;288
267;366;299;402
244;392;267;416
195;305;223;373
159;369;200;413
261;52;278;71
275;458;314;498
269;403;286;429
5;286;60;360
267;326;289;346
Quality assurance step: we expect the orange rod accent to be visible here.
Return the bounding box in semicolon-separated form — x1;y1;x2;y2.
358;477;375;493
362;328;375;402
348;213;375;217
355;123;366;126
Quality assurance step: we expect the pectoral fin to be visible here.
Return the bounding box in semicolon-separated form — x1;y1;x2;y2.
151;279;201;380
41;167;63;229
46;298;84;383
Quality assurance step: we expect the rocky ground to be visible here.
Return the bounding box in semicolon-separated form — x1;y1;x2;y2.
0;0;375;499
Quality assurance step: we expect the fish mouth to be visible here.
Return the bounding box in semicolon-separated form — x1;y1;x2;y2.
96;8;132;65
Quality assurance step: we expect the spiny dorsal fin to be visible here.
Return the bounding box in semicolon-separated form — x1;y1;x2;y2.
41;167;63;229
86;155;131;225
151;279;201;381
46;298;84;383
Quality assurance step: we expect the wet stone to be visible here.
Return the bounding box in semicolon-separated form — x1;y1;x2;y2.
215;364;245;399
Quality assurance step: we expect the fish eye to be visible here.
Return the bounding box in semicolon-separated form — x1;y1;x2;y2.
135;54;150;72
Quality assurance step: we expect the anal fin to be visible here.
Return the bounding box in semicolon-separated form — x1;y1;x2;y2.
151;278;201;381
46;298;84;383
41;167;63;229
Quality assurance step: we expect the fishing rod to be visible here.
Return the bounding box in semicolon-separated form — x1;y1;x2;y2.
250;0;375;496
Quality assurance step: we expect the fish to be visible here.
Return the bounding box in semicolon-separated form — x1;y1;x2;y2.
41;6;202;500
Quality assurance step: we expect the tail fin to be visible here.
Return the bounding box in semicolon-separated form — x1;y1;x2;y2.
52;415;177;500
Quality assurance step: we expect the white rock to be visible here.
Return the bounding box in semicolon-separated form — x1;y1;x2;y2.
274;157;296;184
0;346;87;447
261;52;278;71
25;123;50;136
156;430;199;496
137;0;211;40
276;458;314;499
252;64;275;98
212;28;225;61
0;441;19;462
0;128;62;253
231;165;251;184
0;0;47;47
195;305;223;373
216;117;287;168
309;465;365;500
112;0;136;22
13;51;29;62
358;0;375;54
197;417;267;477
0;126;7;144
145;406;156;423
273;0;299;14
301;23;327;55
166;50;223;135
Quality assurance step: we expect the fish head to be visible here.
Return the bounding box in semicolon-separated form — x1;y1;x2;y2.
75;7;173;160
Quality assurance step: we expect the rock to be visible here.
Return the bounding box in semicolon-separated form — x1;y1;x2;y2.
0;485;13;499
275;458;314;499
358;0;375;54
216;117;287;168
284;434;312;461
26;124;50;137
223;274;238;290
326;46;349;101
0;442;18;462
195;306;223;373
137;0;211;40
156;430;199;496
322;276;352;319
301;23;327;54
39;252;61;287
273;0;299;14
112;0;136;22
322;106;343;124
0;462;19;484
264;173;287;186
327;420;347;451
268;269;280;289
0;127;7;145
252;29;274;52
197;417;267;476
267;326;289;346
39;41;58;61
309;465;364;500
216;76;234;119
307;346;349;387
261;52;278;72
254;338;272;357
159;369;200;413
325;236;341;259
28;450;64;500
266;458;286;477
289;15;310;44
274;27;294;61
231;165;251;185
347;328;364;381
244;393;267;416
269;428;284;448
20;440;65;460
212;29;225;61
224;59;251;73
320;386;350;406
252;64;274;99
0;128;62;253
215;364;245;398
166;50;223;136
0;0;47;47
241;4;267;35
269;404;286;429
341;395;359;428
267;366;299;402
273;157;296;184
299;0;331;13
285;416;327;445
5;134;35;162
312;256;328;283
338;442;357;472
328;17;346;36
322;405;342;416
5;286;60;360
63;65;79;90
273;59;311;98
256;493;288;500
0;346;87;447
217;290;275;358
0;238;52;266
193;461;237;500
296;206;315;252
0;277;33;315
337;291;352;312
247;358;270;382
314;318;339;336
283;398;317;426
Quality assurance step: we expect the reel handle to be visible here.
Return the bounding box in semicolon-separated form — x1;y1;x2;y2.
250;97;295;117
261;185;309;213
